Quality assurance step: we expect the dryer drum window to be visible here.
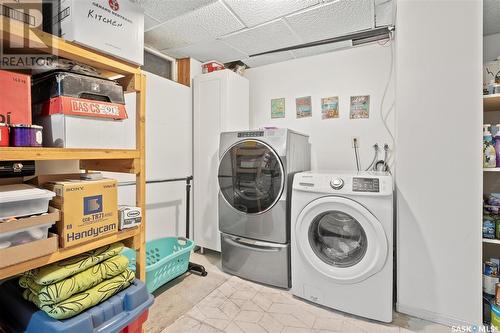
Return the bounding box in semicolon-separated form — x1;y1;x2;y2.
218;140;284;214
308;210;368;268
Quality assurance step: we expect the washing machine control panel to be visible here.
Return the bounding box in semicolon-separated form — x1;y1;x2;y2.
352;177;380;192
238;131;264;138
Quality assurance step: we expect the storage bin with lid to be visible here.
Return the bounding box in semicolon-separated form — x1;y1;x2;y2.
0;205;58;249
0;279;154;333
0;184;55;219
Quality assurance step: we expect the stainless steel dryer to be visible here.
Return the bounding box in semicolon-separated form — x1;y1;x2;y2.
218;128;310;288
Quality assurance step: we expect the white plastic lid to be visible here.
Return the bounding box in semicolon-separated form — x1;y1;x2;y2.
0;184;55;204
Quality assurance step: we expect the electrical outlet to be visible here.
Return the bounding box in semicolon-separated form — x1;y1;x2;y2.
352;137;360;148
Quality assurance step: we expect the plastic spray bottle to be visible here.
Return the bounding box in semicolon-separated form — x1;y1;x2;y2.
484;124;496;168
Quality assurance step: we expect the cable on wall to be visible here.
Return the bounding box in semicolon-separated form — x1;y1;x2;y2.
378;29;396;172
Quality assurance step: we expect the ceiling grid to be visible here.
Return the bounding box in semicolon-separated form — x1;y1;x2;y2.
136;0;395;67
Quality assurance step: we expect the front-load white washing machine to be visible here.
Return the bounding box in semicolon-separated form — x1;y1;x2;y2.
291;171;393;322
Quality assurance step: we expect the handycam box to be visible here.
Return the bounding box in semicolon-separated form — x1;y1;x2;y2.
44;178;118;248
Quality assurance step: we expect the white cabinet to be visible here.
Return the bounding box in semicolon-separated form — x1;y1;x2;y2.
193;70;249;252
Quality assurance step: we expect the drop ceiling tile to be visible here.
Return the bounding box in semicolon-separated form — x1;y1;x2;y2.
222;19;302;56
133;0;217;22
145;1;244;50
224;0;319;27
161;48;190;59
375;0;394;27
242;51;295;68
285;0;374;43
144;14;161;31
145;19;209;50
484;0;500;36
292;40;352;58
164;40;247;63
188;1;245;37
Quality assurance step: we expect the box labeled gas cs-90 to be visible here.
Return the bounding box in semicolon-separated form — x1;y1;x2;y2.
45;178;118;248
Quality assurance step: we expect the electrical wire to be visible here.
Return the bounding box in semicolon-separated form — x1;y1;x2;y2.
354;144;361;172
383;144;389;172
380;31;395;149
365;144;379;171
377;30;396;174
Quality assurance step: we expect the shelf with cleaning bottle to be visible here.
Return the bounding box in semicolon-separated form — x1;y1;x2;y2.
484;93;500;112
483;124;499;169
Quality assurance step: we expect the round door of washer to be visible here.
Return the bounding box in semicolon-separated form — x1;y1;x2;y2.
218;139;285;215
295;196;388;284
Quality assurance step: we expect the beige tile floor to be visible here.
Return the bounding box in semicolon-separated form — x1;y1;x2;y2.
148;251;451;333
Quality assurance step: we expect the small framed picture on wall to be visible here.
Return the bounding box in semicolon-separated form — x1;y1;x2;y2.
321;96;339;119
296;96;312;118
350;95;370;119
271;98;285;118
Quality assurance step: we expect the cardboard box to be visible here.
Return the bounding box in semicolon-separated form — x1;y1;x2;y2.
0;233;58;268
52;0;144;65
0;70;31;125
43;177;118;248
118;206;141;230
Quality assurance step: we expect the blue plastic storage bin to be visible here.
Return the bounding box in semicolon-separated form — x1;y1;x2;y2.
0;279;154;333
122;236;195;293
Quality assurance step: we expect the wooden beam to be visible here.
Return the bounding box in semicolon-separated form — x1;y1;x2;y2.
0;147;140;161
117;73;142;93
177;58;191;87
80;159;139;174
135;74;147;281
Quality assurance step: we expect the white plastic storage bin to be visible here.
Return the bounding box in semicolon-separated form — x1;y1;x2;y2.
0;223;54;249
0;184;55;219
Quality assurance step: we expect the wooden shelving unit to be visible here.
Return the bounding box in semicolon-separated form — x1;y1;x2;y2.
482;93;499;297
484;93;500;112
483;238;500;245
483;168;500;172
0;228;140;280
0;17;147;281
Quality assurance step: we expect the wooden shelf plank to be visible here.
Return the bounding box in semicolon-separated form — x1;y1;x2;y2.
0;228;140;280
0;16;140;76
484;94;500;112
483;238;500;245
0;147;140;161
80;159;140;174
483;168;500;172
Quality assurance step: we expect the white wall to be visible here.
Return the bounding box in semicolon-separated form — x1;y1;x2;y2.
245;43;395;171
484;33;500;62
395;0;482;326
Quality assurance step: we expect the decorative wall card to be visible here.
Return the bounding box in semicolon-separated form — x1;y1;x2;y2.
271;98;285;118
350;95;370;119
296;96;312;118
321;96;339;119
